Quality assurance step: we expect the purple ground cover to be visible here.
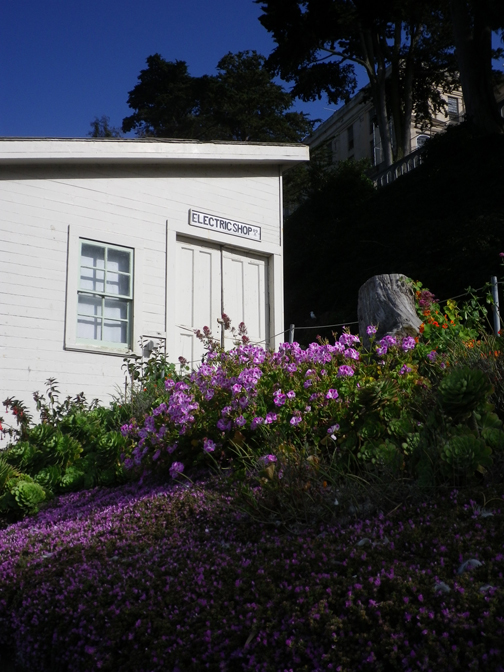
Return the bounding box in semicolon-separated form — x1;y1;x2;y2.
1;477;503;671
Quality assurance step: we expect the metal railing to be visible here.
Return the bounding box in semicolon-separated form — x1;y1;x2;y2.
370;146;426;188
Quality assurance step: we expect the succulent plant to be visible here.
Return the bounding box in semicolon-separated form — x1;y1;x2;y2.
438;366;493;419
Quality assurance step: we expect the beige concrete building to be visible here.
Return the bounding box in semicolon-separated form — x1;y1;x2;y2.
307;82;504;186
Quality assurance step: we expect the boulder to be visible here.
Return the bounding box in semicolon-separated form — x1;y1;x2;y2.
358;274;422;348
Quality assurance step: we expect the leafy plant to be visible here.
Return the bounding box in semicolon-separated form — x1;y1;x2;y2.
411;365;504;486
118;342;180;419
438;366;493;420
0;474;46;516
0;381;131;518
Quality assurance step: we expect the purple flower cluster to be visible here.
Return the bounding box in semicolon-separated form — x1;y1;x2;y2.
119;328;439;477
0;480;502;671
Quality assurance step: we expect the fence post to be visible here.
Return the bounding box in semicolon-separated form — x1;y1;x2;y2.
289;324;295;344
491;276;501;336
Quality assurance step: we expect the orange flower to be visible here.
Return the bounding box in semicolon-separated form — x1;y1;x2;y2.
442;324;448;329
419;323;425;333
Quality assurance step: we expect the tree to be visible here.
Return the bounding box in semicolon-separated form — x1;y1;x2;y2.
256;0;460;166
88;116;122;138
448;0;504;134
122;51;314;143
122;56;212;138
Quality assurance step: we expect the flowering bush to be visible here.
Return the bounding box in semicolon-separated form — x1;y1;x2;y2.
410;280;489;365
122;329;446;486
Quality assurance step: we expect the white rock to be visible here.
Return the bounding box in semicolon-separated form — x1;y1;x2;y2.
458;558;483;574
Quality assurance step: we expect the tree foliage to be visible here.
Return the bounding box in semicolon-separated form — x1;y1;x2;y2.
283;122;504;336
256;0;459;166
122;51;314;142
88;115;122;138
448;0;504;134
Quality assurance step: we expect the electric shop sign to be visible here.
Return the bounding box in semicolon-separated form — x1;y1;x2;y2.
189;209;261;242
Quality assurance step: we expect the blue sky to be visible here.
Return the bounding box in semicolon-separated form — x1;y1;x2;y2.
1;2;503;139
0;0;337;138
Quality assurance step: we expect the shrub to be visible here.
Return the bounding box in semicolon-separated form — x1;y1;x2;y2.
1;381;130;519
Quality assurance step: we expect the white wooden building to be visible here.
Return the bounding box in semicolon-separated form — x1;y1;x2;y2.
0;138;308;419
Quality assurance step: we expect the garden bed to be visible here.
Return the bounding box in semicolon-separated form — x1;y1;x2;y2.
1;474;503;671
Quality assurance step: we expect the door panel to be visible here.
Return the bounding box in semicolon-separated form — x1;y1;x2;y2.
222;249;267;346
175;238;269;364
175;239;221;365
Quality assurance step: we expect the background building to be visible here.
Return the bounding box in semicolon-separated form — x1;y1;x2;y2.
307;83;504;186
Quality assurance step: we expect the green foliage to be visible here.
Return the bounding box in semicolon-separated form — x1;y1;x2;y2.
118;342;180;419
284;159;376;332
0;475;46;516
441;433;492;473
122;51;314;142
284;123;504;332
0;457;22;491
438;366;493;420
87;115;122;138
258;0;459;164
410;363;504;487
0;381;130;518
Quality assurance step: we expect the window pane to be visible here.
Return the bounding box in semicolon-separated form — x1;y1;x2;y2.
108;248;131;273
77;316;102;340
78;294;102;316
104;298;128;320
106;272;130;296
103;320;128;343
447;97;458;114
77;239;133;347
81;243;105;269
80;268;105;292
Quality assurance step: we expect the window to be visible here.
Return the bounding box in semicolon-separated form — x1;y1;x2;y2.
76;240;133;348
369;109;376;135
347;125;354;152
447;96;459;116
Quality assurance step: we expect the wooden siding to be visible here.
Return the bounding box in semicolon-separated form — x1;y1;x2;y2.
0;162;283;423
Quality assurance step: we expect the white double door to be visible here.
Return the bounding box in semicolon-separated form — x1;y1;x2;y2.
175;237;269;365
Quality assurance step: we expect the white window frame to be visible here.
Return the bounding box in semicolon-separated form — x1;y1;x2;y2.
65;225;144;356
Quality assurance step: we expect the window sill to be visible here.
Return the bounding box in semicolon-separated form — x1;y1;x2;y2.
64;343;135;357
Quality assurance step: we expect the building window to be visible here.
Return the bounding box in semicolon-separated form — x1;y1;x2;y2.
347;125;354;152
77;240;133;347
447;96;459;116
369;109;376;135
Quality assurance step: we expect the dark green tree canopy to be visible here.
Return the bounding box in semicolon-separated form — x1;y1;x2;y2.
256;0;461;165
122;56;213;138
122;51;314;142
448;0;504;134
